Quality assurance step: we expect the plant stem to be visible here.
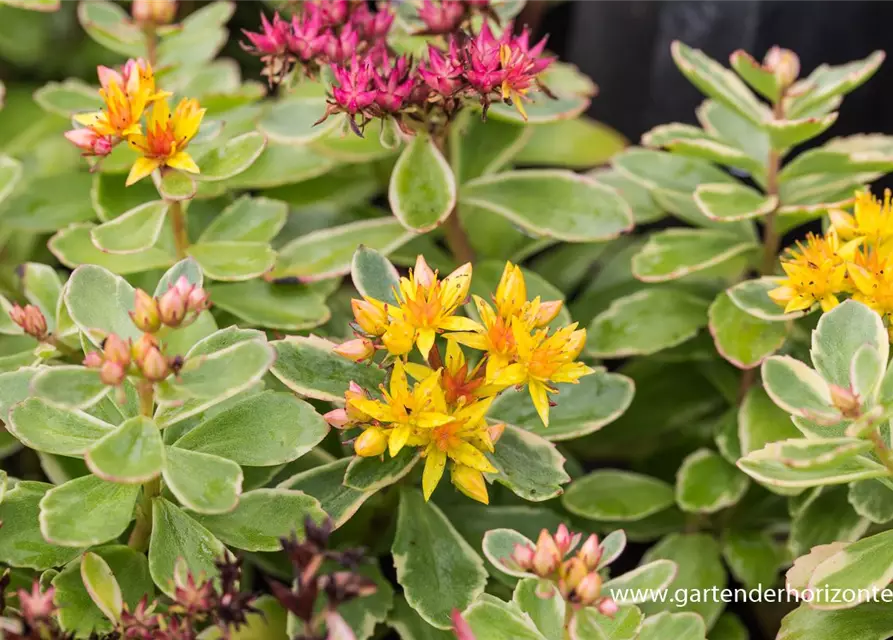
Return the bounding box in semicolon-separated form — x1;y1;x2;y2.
145;25;157;67
129;381;158;551
169;200;189;259
442;210;475;264
45;335;79;360
869;428;893;476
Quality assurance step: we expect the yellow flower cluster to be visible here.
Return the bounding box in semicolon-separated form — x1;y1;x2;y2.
771;189;893;337
330;256;593;504
65;58;205;187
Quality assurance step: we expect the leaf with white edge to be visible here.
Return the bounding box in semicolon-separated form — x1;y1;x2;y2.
85;416;164;484
80;552;122;623
761;356;839;422
207;280;330;331
153;170;196;201
388;134;455;232
174;391;328;466
597;530;628;570
737;442;887;488
729;49;782;102
393;489;487;629
780;147;893;183
727;277;806;321
344;448;420;492
258;97;338;145
722;530;780;589
571;606;642;640
162;446;242;515
515;118;626;171
806;529;893;609
637;612;707;640
487;371;634;441
63;264;141;344
389;595;456;640
486;425;570;502
154;258;203;296
461;170;632;242
591;169;665;224
0;482;83;570
193;488;326;552
198;196;287;244
789;486;869;558
709;292;788;369
848;479;893;524
675;448;749;514
642;123;764;177
482;528;536;579
197;132;267;182
50;224;176;275
77;0;144;56
639;534;727;627
224;143;336;190
694;182;777;221
7;398;114;455
163;339;274;401
787;51;886;119
270;218;413;281
765;114;840;151
279;458;374;528
34;79;103;118
812;300;889;390
631;228;756;282
778;602;893;640
563;470;674;522
352;245;401;304
39;475;138;547
486;92;589;126
463;596;548;640
850;344;885;404
671;41;770;124
0;155;23;207
774;437;872;469
149;498;227;597
615;146;741;194
512;579;565;640
0;367;39;416
603;561;678;603
30;366;110;410
271;336;386;402
587;288;710;358
187;241;275;281
449;111;529;183
89;201;168;254
20;263;62;332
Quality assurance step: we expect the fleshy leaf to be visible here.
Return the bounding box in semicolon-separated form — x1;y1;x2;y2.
30;366;110;410
63;264;141;344
811;300;889;391
187;241;276;281
208;280;330;331
513;578;566;640
162;446;242;514
481;528;535;579
351;246;401;305
197;132;267;182
737;441;887;488
694;183;777;221
389;133;456;232
80;551;123;623
675;448;749;514
7;398;114;455
709;292;788;369
570;605;642;640
39;475;138;547
198;196;287;243
258;97;338;145
279;458;374;528
90;201;168;254
50;224;176;275
602;560;678;603
85;416;164;484
463;596;548;640
344;448;420;492
160;338;274;401
727;277;807;321
761;356;839;423
631;228;756;282
723;530;781;590
563;470;675;522
486;425;570;502
514;118;626;170
637;612;707;640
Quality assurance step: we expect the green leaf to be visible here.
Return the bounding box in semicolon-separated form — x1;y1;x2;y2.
7;397;114;455
279;458;374;528
807;529;893;609
224;143;336;190
613;147;738;193
63;264;141;344
187;241;275;281
737;385;804;455
709;292;788;369
587;288;710;358
154;170;196;201
197;132;267;182
812;300;889;390
258;97;338;145
162;338;274;401
389;134;456;232
761;356;839;422
3;173;96;232
19;263;62;332
515;118;626;170
766;114;840;151
513;579;566;639
778;602;893;640
727;277;806;321
393;489;487;629
50;223;176;275
162;446;242;514
80;551;122;623
603;560;678;603
787;51;886;119
89;201;168;254
670;41;770;124
155;257;203;296
174;391;328;466
311;120;398;163
772;437;874;470
632;228;755;282
352;245;401;304
598;530;628;570
722;530;780;589
486;425;570;501
389;596;455;640
85;416;164;484
563;470;675;521
641;123;764;178
639;533;727;627
461;170;632;242
53;546;152;637
77;0;145;56
33;79;102;117
738;442;886;489
271;336;386;402
0;154;23;208
450;113;529;183
638;612;707;640
198;196;287;244
208;280;330;331
339;563;396;640
30;366;110;410
694;183;777;221
676;448;749;514
487;370;634;442
344;448;420;492
0;481;82;569
271;218;412;281
0;367;39;416
194;488;326;552
729;49;782;102
481;528;535;579
463;596;547;640
591;169;665;224
848;479;893;524
148;498;227;597
571;605;642;640
790;486;868;558
39;475;138;546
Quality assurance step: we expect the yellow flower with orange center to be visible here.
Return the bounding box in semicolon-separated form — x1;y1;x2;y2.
830;189;893;249
769;231;856;313
847;247;893;334
405;339;499;406
125;97;205;186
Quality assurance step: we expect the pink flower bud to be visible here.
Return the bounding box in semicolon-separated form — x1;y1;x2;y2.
241;12;289;56
83;352;103;368
417;0;464;34
487;423;505;445
9;304;47;339
829;384;860;418
131;290;161;333
509;543;534;570
763;46;800;89
334;338;375;362
172;276;193;297
186;287;210;313
579;534;601;569
100;360;126;386
597;598;619;617
413;255;436;289
64;128;113;157
131;333;159;366
554;524;574;556
103;334;132;367
532;529;561;577
324;408;350;428
451;609;476;640
132;0;177;25
158;287;187;327
575;572;603;606
140;347;170;382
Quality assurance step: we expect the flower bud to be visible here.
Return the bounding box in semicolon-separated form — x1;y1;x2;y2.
345;382;371;422
451;465;489;505
324;408;350;429
132;0;177;26
186;287;210;313
487;423;505;445
83;352;103;368
554;524;574;556
597;597;619;617
140;347;170;382
575;572;603;606
509;543;535;571
532;529;561;577
413;255;437;289
334;337;375;362
382;321;415;356
561;557;588;592
355;427;388;457
103;334;131;367
351;298;389;336
532;300;563;327
763;46;800;90
829;384;861;418
9;304;48;340
158;287;187;327
131;290;161;333
131;333;159;365
100;360;126;386
579;534;601;570
64;128;113;157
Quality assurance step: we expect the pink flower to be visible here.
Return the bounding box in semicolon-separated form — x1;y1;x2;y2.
287;11;326;61
64;128;113;156
373;56;415;113
351;3;394;39
309;0;349;27
465;23;504;93
331;55;377;114
241;12;289;56
417;0;464;34
322;23;360;63
418;42;464;96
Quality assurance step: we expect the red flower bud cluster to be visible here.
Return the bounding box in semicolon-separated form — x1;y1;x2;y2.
8;304;48;340
506;525;619;613
130;276;209;334
83;332;176;385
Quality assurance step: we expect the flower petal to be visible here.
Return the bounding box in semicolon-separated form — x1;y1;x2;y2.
422;449;447;501
126;157;162;186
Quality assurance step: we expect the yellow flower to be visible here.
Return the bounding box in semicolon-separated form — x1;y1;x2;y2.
384;256;481;359
125;98;205;186
847;248;893;328
404;339;499;406
351;297;389;336
769;232;855;313
830;189;893;249
489;320;594;427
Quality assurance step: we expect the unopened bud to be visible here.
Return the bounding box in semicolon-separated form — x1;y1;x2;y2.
132;0;177;25
140;347;170;382
487;423;505;445
131;290;161;333
532;529;561;577
763;46;800;90
355;427;388;457
509;544;535;571
100;360;126;386
579;534;601;569
83;352;103;368
131;333;159;365
575;572;603;606
382;321;414;356
351;298;388;336
561;557;588;592
324;408;350;429
829;384;861;418
345;382;371;422
64;128;113;157
186;287;210;314
9;304;48;339
103;334;131;367
413;255;436;289
597;597;619;617
158;287;187;327
553;524;575;556
334;337;375;362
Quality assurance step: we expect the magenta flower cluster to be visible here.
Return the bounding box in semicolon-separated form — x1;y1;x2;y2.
241;0;555;135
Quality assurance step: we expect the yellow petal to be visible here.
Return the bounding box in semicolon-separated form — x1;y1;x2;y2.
444;332;489;351
126;157;162;186
820;294;840;312
390;359;409;400
454;397;495;428
422;449;447;501
388;424;411;457
449;440;497;473
166;151;199;174
439;316;484;333
451;465;489;504
444;339;465;374
349;398;396;423
404;362;435;381
416;328;436;360
784;296;814;313
73;111;104;126
551;362;595;384
440;263;473;309
414;411;454;429
848;263;876;295
488;362;526;387
529;380;550;427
